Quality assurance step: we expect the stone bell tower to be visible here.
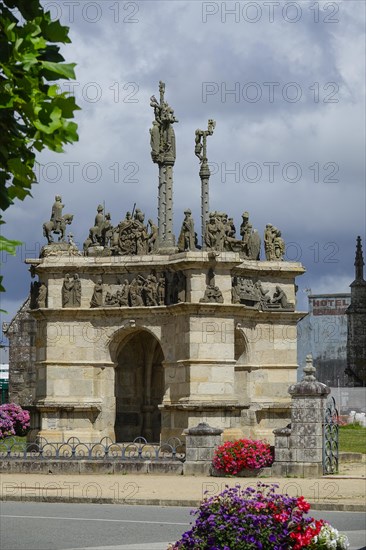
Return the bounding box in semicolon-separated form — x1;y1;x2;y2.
346;236;366;386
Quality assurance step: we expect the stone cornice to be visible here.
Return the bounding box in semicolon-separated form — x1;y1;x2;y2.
35;361;115;367
29;303;307;323
25;251;305;277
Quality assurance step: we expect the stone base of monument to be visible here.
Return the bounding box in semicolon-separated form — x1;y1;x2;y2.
0;459;184;476
211;466;272;477
271;462;323;478
86;245;111;257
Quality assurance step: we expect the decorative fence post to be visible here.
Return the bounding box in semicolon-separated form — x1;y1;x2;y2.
272;355;331;477
183;422;223;476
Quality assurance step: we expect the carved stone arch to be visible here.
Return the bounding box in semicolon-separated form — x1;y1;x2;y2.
108;324;163;364
235;325;250;365
109;326;165;442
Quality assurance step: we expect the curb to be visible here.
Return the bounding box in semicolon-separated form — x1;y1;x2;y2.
1;495;365;512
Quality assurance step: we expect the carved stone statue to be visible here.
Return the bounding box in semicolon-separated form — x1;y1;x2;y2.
72;274;81;307
247;229;261;260
204;212;226;251
89;205;104;244
273;228;285;260
264;224;285;261
144;274;159;306
254;281;271;307
43;196;74;244
269;285;294;310
61;273;81;308
119;279;130;306
200;285;224;304
240;211;250;240
178;209;196;252
157;273;166;305
112;208;149;256
148;219;158;253
62;273;74;308
30;280;47;309
231;277;260;308
90;278;103;308
105;291;119;307
129;276;145;306
37;282;47;308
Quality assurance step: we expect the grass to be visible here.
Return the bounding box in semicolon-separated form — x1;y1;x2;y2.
339;424;366;454
0;435;26;453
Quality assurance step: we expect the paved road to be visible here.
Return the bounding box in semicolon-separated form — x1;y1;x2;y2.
0;501;365;550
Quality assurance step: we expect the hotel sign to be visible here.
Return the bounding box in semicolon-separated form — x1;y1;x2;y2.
310;296;351;316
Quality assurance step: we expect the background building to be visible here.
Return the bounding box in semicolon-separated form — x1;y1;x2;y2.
0;363;9;404
2;297;37;407
297;293;350;387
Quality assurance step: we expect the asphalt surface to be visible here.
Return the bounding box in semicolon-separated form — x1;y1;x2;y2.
0;501;365;550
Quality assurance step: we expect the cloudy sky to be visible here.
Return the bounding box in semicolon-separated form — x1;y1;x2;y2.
1;0;365;356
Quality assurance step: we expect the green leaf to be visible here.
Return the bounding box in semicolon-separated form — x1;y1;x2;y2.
43;19;71;43
41;61;76;80
0;234;22;254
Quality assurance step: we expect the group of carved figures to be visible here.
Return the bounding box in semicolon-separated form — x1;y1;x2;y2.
232;277;294;310
29;272;292;311
42;198;286;262
83;206;158;256
177;210;285;261
91;271;186;308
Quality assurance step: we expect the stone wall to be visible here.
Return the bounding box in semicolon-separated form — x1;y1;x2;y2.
3;298;36;407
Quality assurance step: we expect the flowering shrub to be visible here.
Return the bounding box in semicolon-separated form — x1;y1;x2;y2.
213;439;273;474
169;483;349;550
0;403;30;439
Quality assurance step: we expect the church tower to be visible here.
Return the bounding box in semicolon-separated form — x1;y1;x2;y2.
346;236;366;386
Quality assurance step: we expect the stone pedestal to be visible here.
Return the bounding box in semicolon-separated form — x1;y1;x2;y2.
272;355;330;477
183;422;223;476
26;251;305;444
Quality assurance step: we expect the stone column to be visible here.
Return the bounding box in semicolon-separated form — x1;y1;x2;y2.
200;160;210;246
272;355;330;477
158;165;166;241
164;163;174;247
183;422;223;476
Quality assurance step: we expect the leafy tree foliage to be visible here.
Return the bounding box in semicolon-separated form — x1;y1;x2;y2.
0;0;79;292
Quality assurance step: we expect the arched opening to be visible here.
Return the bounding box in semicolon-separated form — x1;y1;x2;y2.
114;330;164;442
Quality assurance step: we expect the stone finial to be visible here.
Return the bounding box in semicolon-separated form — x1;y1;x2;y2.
289;354;330;396
303;354;316;381
355;235;365;281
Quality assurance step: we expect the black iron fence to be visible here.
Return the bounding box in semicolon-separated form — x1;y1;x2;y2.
0;436;185;461
323;397;339;475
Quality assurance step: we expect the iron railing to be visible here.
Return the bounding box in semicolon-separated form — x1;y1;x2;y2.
323;396;339;475
0;436;185;461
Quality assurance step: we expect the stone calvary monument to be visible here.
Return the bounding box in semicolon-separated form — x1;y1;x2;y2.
26;82;306;444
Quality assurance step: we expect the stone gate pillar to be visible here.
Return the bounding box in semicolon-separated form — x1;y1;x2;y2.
272;354;330;477
183;422;223;476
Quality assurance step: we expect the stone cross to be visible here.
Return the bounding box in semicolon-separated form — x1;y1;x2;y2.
195;119;216;245
150;81;178;250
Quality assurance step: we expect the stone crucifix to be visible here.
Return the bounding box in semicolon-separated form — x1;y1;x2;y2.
195;119;216;245
150;81;178;250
